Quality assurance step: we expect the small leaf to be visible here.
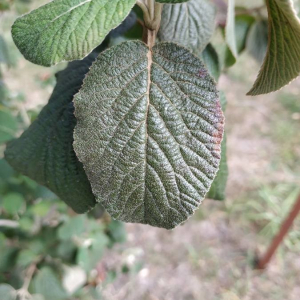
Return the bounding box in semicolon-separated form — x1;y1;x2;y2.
226;0;238;58
158;0;216;52
12;0;136;66
0;109;18;144
0;284;16;300
33;267;67;300
5;54;98;213
246;20;268;64
74;41;224;229
16;249;36;268
2;192;25;215
248;0;300;95
58;216;86;241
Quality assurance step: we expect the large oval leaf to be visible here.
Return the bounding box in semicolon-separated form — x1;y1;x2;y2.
74;41;224;229
12;0;136;66
158;0;216;52
5;54;98;213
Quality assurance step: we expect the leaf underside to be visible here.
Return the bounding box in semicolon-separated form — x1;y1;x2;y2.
5;55;97;213
247;0;300;95
74;41;224;229
12;0;136;66
246;20;268;64
158;0;216;52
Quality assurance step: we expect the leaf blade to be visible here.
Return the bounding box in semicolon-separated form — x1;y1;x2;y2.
5;54;98;213
74;41;224;229
158;0;216;52
247;0;300;95
12;0;136;66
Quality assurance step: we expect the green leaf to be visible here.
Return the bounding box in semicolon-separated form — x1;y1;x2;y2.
207;91;227;200
107;220;126;244
226;0;238;58
224;14;255;67
200;43;220;81
158;0;216;52
76;233;108;271
247;0;300;95
207;134;228;200
12;0;136;66
5;55;97;213
16;249;36;268
246;20;268;64
58;216;86;241
0;284;16;300
33;267;67;300
0;109;18;144
2;192;25;215
74;41;224;229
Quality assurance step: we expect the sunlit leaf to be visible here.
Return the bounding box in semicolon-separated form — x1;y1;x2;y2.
12;0;136;66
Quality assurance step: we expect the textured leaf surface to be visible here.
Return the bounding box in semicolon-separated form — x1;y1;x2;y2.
12;0;136;66
5;55;97;213
226;0;238;58
248;0;300;95
158;0;216;52
246;20;268;63
207;92;228;200
74;41;224;229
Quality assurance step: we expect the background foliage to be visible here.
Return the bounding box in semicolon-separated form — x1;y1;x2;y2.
1;0;300;299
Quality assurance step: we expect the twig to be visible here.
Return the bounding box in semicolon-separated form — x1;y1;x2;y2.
255;192;300;269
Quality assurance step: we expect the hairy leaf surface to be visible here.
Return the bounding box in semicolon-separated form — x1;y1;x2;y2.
5;55;97;213
74;41;224;229
248;0;300;95
12;0;136;66
207;92;228;200
158;0;216;52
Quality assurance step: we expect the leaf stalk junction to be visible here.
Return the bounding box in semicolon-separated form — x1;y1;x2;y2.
137;0;163;47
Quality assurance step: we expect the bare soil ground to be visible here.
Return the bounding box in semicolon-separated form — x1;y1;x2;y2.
99;55;300;300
